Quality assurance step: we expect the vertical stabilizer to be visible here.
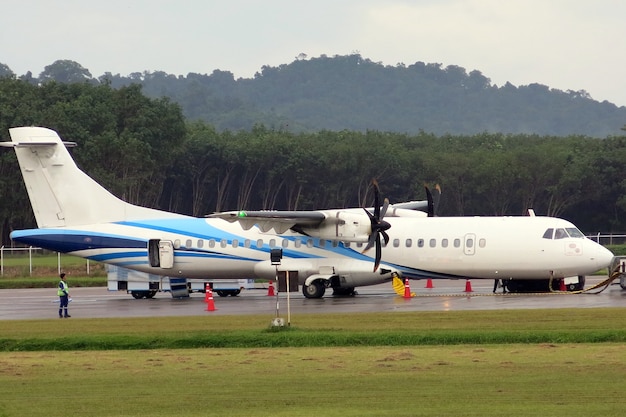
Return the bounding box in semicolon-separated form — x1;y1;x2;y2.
7;127;184;228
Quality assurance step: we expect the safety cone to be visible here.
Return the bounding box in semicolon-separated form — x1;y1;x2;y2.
425;278;433;289
464;279;473;293
403;278;412;299
559;279;566;292
205;284;216;311
267;280;275;296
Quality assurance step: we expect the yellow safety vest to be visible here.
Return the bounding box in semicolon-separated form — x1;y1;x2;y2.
57;280;69;297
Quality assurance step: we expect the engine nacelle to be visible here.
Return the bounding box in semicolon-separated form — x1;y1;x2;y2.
301;211;371;242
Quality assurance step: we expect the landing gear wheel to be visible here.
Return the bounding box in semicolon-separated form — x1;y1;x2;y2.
131;291;144;299
302;281;326;299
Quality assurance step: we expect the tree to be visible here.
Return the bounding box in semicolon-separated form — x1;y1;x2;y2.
39;60;93;84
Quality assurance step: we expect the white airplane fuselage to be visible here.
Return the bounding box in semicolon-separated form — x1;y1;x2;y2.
4;126;614;298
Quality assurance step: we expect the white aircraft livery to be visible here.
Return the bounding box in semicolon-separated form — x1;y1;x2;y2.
2;127;615;297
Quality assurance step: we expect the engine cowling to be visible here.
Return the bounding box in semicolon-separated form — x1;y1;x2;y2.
301;211;371;242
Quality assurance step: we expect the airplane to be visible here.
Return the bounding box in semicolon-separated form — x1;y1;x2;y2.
2;126;615;298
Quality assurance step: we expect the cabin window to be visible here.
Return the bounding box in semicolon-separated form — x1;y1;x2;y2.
417;239;424;248
441;238;448;248
566;228;585;238
256;239;263;249
269;239;276;248
554;228;568;239
282;240;289;248
429;238;436;248
319;239;326;248
232;239;238;248
220;240;228;248
543;228;554;239
332;240;339;248
186;239;192;248
356;242;363;248
382;239;388;247
307;239;314;248
294;240;301;248
479;238;486;248
244;239;251;248
208;239;216;248
466;238;474;248
454;238;461;248
197;239;204;248
405;239;412;247
344;241;351;248
173;239;181;249
393;239;400;248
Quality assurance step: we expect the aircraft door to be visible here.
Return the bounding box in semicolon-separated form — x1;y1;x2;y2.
463;234;476;256
148;239;175;268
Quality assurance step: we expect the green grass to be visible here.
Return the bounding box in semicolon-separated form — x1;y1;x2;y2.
1;309;625;416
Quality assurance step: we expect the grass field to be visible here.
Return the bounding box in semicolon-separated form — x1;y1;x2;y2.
1;310;625;416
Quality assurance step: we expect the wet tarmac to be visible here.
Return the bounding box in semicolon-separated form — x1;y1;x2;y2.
1;276;625;320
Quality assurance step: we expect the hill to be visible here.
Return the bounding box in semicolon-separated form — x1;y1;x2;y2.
3;54;625;136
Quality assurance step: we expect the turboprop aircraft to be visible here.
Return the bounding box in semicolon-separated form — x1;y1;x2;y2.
2;127;614;297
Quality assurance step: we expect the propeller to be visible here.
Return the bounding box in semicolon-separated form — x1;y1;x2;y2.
362;180;391;272
425;184;441;217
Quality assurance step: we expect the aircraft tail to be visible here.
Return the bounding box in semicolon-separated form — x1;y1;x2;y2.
5;127;183;228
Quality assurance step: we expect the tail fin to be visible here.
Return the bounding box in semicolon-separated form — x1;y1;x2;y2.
5;127;183;228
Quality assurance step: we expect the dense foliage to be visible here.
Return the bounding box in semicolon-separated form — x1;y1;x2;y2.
3;55;626;137
1;75;626;246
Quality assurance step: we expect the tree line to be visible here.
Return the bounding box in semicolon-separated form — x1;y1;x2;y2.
1;78;626;246
3;55;626;137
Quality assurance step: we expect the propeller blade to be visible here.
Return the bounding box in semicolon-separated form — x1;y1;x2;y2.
426;186;434;217
373;233;382;272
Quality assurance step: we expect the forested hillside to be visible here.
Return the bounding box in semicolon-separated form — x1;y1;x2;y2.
2;54;625;136
1;78;626;247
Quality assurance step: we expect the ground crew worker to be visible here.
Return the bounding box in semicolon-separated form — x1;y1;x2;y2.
58;273;71;318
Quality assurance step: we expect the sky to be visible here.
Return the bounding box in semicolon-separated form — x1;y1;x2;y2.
2;0;626;106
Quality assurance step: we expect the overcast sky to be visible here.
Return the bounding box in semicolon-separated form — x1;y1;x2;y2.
3;0;625;106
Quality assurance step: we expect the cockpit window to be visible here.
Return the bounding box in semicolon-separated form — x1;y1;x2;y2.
554;228;568;239
565;228;585;238
542;228;554;239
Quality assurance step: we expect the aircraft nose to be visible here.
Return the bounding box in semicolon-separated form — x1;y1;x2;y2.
593;243;614;270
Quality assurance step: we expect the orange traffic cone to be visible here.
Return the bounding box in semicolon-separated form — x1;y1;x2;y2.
559;279;566;292
205;284;216;311
425;278;433;289
403;278;412;299
464;279;473;293
267;280;275;296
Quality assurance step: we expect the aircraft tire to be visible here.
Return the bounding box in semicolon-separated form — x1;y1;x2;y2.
302;280;326;299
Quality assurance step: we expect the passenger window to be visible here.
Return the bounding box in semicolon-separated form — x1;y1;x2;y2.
173;239;181;249
454;238;460;248
197;239;204;248
269;239;276;248
295;240;301;248
393;239;400;248
441;238;448;248
209;239;216;248
429;238;436;248
256;239;263;248
417;239;424;248
244;239;251;248
466;238;474;248
220;240;227;248
186;239;192;248
282;240;289;248
344;241;351;248
479;238;486;248
543;228;554;239
232;239;238;248
332;241;339;247
307;239;314;248
319;239;326;248
405;239;412;247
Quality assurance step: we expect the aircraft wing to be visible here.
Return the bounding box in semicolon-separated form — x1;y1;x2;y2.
208;210;326;233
